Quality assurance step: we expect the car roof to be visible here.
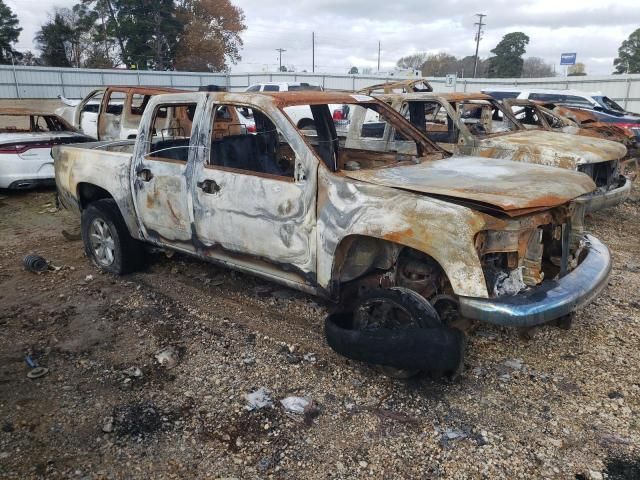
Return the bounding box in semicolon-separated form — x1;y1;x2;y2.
254;82;319;87
0;108;66;117
377;92;493;102
482;87;602;97
155;91;379;108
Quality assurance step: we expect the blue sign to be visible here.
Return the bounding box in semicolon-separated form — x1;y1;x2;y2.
560;53;577;65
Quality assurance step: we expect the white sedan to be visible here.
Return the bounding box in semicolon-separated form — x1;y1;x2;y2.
0;109;92;189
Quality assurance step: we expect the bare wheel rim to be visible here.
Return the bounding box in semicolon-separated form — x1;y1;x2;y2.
89;218;115;266
353;298;416;331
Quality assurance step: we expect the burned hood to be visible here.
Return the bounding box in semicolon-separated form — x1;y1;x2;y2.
478;130;627;169
344;157;596;213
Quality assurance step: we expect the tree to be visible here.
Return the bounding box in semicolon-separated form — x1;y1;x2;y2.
348;66;359;74
522;56;554;78
36;5;98;68
17;51;40;66
35;12;74;67
396;53;428;70
613;28;640;74
421;52;458;76
487;32;530;78
112;0;182;70
568;62;587;76
175;0;245;72
0;0;22;65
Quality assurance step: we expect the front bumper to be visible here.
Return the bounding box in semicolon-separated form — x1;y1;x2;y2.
575;175;631;213
458;234;611;327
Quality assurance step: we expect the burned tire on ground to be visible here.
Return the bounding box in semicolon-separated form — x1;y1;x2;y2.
325;287;466;378
81;199;144;275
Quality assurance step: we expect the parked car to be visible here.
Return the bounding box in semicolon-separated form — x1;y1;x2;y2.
0;109;92;189
56;86;182;141
482;88;640;143
54;90;610;376
346;92;631;216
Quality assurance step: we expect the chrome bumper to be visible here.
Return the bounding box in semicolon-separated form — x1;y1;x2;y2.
458;235;611;327
575;175;631;213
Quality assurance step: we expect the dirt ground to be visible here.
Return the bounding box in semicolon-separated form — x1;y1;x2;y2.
0;184;639;480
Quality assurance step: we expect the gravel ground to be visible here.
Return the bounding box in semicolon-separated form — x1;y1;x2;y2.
0;183;639;479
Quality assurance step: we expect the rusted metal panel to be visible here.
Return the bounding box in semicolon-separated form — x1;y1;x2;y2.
343;157;595;212
357;79;433;95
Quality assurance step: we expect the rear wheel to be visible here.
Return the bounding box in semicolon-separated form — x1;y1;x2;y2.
351;287;441;378
81;199;143;275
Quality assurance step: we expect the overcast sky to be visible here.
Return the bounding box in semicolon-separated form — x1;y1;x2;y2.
6;0;640;75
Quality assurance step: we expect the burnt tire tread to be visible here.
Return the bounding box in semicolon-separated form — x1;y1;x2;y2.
81;199;143;275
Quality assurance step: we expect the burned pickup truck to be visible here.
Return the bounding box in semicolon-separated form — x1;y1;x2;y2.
346;92;631;214
54;91;610;375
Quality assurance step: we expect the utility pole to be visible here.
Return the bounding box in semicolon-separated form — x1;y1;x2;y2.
312;32;315;73
473;13;486;78
377;40;381;73
276;48;286;72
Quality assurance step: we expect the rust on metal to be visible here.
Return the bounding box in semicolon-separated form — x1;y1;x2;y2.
357;79;434;95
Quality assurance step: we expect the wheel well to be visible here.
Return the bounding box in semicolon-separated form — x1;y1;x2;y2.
332;235;451;300
77;183;114;210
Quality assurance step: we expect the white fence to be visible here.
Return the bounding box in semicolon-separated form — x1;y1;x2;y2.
1;64;640;111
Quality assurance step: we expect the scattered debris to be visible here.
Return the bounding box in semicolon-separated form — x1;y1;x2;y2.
24;354;49;379
121;367;143;378
245;388;273;411
503;358;524;371
27;367;49;379
101;416;114;433
23;254;48;273
84;274;94;282
303;353;317;363
154;346;179;369
443;429;468;441
280;396;311;414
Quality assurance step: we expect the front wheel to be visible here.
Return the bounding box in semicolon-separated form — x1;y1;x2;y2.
81;199;143;275
352;287;442;378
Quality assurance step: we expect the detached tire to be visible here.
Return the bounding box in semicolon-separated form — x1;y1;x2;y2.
326;287;465;379
81;199;143;275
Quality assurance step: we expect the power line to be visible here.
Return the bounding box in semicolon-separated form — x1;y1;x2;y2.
473;13;486;78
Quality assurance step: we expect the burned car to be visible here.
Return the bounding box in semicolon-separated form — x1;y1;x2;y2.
56;86;182;141
503;98;638;173
346;92;631;214
53;91;610;375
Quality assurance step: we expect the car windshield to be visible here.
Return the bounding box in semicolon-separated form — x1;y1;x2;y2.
594;96;625;113
283;101;441;172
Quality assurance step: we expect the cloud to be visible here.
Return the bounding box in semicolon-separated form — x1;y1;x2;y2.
5;0;638;75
